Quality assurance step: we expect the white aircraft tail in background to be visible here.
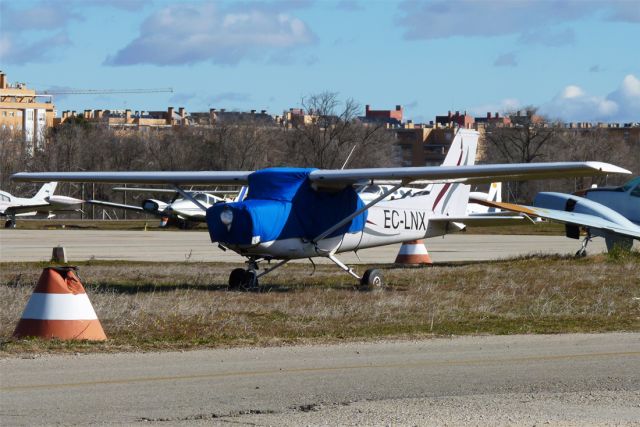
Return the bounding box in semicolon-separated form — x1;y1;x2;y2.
468;182;502;214
0;182;83;228
33;182;58;200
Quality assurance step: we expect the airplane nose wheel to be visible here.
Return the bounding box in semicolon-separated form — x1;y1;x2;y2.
228;268;247;289
228;268;258;290
360;268;384;291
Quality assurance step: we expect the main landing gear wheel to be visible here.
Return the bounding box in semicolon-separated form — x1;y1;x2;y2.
228;268;259;290
228;268;246;289
360;268;384;291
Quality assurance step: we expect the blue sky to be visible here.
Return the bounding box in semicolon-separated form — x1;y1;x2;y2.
1;0;639;123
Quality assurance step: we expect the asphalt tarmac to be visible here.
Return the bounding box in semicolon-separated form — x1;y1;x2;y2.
0;229;610;263
1;333;638;425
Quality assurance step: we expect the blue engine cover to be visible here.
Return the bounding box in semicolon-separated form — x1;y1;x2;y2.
206;168;367;245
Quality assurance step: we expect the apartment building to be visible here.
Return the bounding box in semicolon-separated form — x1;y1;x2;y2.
0;72;56;150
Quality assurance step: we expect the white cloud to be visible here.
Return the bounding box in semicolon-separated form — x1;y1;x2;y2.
540;74;640;122
606;74;640;122
470;98;522;117
105;3;316;66
0;1;82;32
396;0;632;44
0;0;145;65
560;85;585;99
0;31;72;65
396;0;589;40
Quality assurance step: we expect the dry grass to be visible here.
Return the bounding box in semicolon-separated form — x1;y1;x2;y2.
1;253;639;355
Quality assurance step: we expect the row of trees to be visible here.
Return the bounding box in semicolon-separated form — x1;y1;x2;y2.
482;107;638;200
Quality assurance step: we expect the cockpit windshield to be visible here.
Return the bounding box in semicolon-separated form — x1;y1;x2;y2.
194;193;208;203
621;177;640;192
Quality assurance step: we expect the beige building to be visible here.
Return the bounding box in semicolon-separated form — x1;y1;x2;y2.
394;127;459;166
0;72;56;150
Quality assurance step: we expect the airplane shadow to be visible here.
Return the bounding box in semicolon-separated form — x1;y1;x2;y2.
88;282;360;294
86;282;328;294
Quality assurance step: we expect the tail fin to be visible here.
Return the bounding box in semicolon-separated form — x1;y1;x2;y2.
426;129;478;216
34;182;57;200
487;182;502;203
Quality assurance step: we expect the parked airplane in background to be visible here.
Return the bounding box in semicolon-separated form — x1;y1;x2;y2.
86;187;247;228
472;176;640;255
12;129;630;289
577;177;640;224
0;182;83;228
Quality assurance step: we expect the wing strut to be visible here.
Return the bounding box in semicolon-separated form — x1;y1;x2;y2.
312;182;404;244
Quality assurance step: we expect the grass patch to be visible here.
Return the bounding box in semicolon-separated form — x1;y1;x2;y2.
1;254;639;355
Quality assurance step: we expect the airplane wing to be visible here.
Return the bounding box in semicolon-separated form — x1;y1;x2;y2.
111;187;237;194
11;162;630;188
112;187;179;193
12;171;252;185
85;200;145;212
472;199;640;240
308;162;630;187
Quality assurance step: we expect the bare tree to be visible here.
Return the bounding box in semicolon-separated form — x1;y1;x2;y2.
483;108;560;201
484;107;557;164
285;92;394;169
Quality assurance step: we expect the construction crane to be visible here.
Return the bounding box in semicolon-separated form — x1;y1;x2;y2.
41;88;173;95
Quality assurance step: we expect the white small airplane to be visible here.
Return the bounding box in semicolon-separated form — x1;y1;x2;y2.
86;187;246;228
473;176;640;255
0;182;83;228
12;129;631;288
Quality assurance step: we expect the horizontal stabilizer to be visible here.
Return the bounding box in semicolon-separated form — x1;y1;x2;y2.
85;200;144;211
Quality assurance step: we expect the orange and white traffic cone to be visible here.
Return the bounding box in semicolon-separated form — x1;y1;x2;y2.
395;240;433;265
13;266;107;341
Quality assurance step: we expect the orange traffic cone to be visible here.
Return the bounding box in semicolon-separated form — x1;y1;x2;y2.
13;266;107;341
395;239;433;265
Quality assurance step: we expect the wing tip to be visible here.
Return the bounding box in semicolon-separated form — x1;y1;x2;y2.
585;161;632;175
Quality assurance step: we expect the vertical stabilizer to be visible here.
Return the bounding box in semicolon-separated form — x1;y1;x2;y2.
427;129;478;216
488;182;502;203
34;182;57;201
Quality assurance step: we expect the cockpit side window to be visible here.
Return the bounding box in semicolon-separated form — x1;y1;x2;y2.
630;184;640;197
194;193;208;202
0;194;9;202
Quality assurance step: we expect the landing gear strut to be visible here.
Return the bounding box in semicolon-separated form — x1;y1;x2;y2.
575;231;592;258
227;257;290;290
326;253;385;291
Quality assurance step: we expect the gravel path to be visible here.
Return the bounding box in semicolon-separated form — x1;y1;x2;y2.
2;333;638;426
